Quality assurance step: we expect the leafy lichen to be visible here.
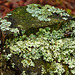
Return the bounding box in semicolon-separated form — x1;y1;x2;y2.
26;4;69;21
4;20;75;75
1;4;75;75
7;4;65;33
0;18;19;34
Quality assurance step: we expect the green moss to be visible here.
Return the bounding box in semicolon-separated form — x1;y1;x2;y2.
7;5;65;34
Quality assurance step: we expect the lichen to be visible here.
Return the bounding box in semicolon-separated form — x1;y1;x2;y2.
45;61;65;75
6;4;66;33
11;63;15;68
4;20;75;75
26;4;69;21
4;53;12;61
21;71;26;75
1;4;75;74
0;18;19;34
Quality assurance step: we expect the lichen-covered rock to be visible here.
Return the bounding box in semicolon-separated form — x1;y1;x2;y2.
0;4;74;44
0;4;74;45
7;4;65;31
0;4;75;75
4;20;75;75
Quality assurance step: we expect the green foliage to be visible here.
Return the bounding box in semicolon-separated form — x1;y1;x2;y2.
26;4;69;21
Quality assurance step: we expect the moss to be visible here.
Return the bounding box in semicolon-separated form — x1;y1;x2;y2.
7;5;65;35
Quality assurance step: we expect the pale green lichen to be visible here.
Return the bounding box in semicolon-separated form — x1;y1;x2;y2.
0;19;11;31
53;62;65;75
0;19;19;34
21;71;26;75
4;53;12;61
11;63;15;68
46;61;65;75
71;68;75;74
4;20;75;74
21;59;35;67
26;4;69;21
5;13;12;18
30;72;37;75
41;65;47;75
